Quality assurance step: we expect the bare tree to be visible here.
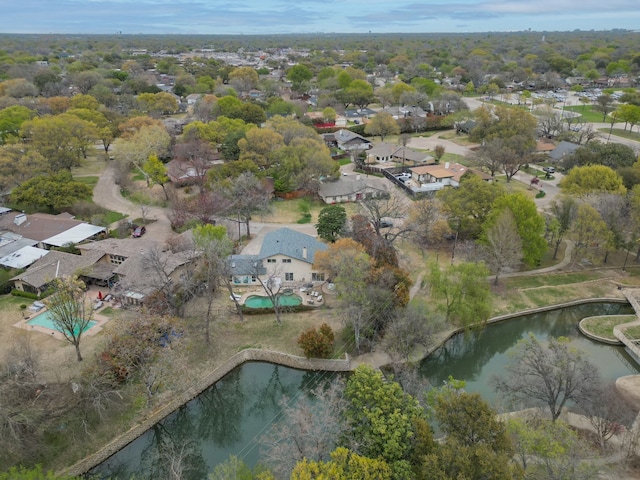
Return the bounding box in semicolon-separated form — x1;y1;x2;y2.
358;192;411;248
408;197;449;251
254;262;287;326
547;197;577;260
45;275;94;361
578;381;636;453
140;203;151;224
222;171;272;239
192;225;236;344
173;138;216;194
138;246;195;317
471;139;509;178
481;209;523;285
494;335;600;422
4;332;40;382
537;105;564;138
260;378;346;479
384;303;445;362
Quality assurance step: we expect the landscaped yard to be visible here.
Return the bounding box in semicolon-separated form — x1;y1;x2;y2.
581;315;636;341
258;197;359;224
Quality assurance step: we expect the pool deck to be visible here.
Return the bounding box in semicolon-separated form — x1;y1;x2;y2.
235;284;331;308
14;301;114;340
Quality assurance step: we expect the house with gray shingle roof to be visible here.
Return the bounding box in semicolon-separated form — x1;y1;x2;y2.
323;129;372;152
229;228;328;286
318;177;386;204
549;141;580;163
11;250;108;295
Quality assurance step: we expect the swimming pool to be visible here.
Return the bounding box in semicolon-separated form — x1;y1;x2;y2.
27;310;96;336
244;294;302;309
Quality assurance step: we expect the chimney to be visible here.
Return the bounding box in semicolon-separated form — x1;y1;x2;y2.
302;247;308;259
444;162;450;169
14;213;26;226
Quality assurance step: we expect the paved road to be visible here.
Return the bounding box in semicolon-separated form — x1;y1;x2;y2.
93;162;174;239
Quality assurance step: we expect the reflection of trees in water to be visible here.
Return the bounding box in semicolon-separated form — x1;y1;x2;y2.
196;367;244;447
87;458;135;479
248;365;297;417
137;414;208;480
611;346;638;372
420;303;632;386
298;370;342;398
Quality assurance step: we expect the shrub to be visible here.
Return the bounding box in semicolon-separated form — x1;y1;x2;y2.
297;323;335;358
11;289;38;300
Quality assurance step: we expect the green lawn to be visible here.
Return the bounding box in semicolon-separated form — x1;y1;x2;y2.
580;315;635;341
563;105;609;123
622;324;640;340
597;127;640;141
74;176;99;187
102;210;128;224
504;272;594;289
0;294;32;311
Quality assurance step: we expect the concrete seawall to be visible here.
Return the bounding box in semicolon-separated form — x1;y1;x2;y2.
62;349;350;477
62;297;632;476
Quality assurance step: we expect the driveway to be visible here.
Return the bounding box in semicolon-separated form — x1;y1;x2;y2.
407;130;477;157
93;162;173;239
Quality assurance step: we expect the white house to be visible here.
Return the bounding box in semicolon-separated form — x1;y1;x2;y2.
230;228;328;287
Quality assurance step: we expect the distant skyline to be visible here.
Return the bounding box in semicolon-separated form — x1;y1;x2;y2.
2;0;639;35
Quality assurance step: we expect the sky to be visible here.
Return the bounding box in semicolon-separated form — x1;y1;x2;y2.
2;0;640;35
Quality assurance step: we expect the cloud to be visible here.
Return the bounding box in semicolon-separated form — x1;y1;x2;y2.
2;0;640;33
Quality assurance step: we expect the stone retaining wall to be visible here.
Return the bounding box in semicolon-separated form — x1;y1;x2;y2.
62;297;631;477
614;291;640;362
61;349;350;477
578;316;626;345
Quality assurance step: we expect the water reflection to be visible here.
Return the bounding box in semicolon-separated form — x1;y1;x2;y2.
92;303;637;477
419;302;638;403
91;363;338;479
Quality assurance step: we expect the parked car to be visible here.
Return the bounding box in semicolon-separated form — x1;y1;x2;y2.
379;220;394;228
542;166;555;174
132;225;146;237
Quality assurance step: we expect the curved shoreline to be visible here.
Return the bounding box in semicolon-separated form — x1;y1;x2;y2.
63;349;351;477
578;315;632;345
61;297;632;477
388;297;631;369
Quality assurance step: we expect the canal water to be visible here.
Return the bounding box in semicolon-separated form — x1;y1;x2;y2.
91;302;638;478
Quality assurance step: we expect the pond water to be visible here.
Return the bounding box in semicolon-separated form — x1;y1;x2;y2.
91;302;639;478
90;363;337;479
419;302;639;405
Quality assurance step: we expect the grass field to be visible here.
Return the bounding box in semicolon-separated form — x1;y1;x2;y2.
74;176;99;187
563;104;609;123
598;127;640;141
580;315;635;341
259;197;359;224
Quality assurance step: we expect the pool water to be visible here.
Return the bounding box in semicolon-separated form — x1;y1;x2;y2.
27;310;96;335
244;294;302;308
